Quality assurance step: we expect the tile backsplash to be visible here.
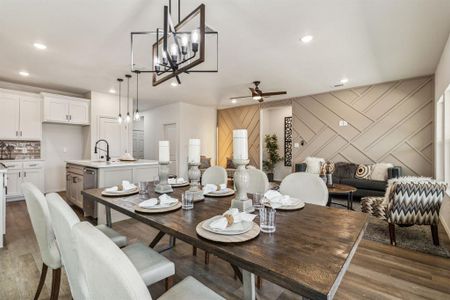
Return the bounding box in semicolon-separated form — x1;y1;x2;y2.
0;140;41;160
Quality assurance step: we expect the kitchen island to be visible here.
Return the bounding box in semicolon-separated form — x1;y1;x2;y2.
66;159;159;224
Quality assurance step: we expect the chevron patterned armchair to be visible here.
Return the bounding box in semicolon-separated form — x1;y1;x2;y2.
361;177;448;246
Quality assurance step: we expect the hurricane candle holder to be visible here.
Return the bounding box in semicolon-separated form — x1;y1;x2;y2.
188;162;204;201
155;161;173;194
230;159;253;212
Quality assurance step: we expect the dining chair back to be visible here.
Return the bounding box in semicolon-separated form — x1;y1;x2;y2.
46;192;89;300
246;167;269;194
201;166;227;186
279;173;328;206
22;183;62;300
73;221;152;300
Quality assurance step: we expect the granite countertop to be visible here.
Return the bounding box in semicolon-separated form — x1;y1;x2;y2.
66;159;159;169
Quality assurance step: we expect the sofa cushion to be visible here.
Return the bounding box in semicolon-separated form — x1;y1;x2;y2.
334;162;358;178
355;164;373;179
340;178;387;191
370;163;394;181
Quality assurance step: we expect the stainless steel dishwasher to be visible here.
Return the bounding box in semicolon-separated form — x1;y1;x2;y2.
82;167;98;218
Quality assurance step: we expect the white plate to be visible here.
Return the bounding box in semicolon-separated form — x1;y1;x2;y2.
205;188;235;197
138;199;179;210
101;187;139;197
202;215;253;235
170;181;190;187
266;198;305;210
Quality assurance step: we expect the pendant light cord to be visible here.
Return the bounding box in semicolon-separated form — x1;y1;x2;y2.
136;71;139;112
126;74;131;115
117;78;123;115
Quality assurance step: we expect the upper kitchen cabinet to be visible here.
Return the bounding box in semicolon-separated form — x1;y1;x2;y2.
0;89;42;140
42;93;90;125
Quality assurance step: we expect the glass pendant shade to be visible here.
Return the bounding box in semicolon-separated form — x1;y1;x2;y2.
117;78;123;124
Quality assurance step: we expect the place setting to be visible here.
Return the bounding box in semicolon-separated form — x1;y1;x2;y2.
101;180;139;197
262;190;305;211
135;193;182;213
202;183;235;197
168;177;190;187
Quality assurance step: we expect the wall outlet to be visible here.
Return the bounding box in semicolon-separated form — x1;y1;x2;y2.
339;120;348;127
63;147;68;153
294;142;300;148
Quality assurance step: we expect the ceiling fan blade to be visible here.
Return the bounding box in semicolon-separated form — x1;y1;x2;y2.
230;95;253;100
260;91;287;97
249;87;257;95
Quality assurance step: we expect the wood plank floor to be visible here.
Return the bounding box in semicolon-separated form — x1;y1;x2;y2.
1;200;450;300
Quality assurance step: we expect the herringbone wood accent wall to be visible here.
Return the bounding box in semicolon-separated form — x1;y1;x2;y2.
292;76;434;176
218;105;260;168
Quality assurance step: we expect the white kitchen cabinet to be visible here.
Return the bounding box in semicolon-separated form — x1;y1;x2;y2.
22;168;44;192
3;161;44;200
5;170;22;197
0;90;42;140
42;93;90;125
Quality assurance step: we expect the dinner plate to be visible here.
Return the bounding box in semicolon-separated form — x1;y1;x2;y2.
266;197;305;210
101;187;139;197
202;215;253;235
138;199;179;210
170;181;190;187
205;188;235;197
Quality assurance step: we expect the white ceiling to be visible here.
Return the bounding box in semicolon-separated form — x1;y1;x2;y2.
1;0;449;110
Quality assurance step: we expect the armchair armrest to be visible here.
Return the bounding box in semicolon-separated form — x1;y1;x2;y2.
388;166;402;179
295;163;307;172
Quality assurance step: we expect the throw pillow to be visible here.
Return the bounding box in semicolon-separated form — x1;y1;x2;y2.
200;156;211;169
226;157;235;169
370;163;394;181
334;162;358;178
355;164;373;179
320;161;335;175
304;157;325;175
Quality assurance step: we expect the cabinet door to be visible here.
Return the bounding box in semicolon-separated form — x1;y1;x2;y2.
6;170;22;197
23;168;44;192
44;98;69;123
20;96;42;140
69;100;89;125
0;93;20;139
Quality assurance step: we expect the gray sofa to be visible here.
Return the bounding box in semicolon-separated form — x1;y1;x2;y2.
295;162;402;198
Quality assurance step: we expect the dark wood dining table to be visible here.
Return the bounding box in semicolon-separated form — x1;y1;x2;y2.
82;185;368;300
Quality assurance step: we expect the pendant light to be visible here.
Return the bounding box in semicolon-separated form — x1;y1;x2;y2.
125;74;132;123
117;78;123;124
134;70;141;121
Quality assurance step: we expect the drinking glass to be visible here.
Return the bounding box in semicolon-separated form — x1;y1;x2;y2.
259;207;276;233
153;176;160;188
252;192;264;209
138;181;149;195
182;191;194;210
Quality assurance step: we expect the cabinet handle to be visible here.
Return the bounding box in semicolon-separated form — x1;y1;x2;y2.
69;115;72;121
19;172;21;178
15;131;18;136
20;131;22;136
24;171;26;177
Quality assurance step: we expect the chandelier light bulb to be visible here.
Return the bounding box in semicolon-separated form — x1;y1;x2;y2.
134;110;140;120
181;35;189;47
191;30;199;43
117;114;123;124
125;113;131;123
162;51;168;65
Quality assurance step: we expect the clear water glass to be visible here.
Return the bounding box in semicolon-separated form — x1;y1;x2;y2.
138;181;149;195
252;192;264;209
153;176;160;188
182;191;194;210
259;207;276;233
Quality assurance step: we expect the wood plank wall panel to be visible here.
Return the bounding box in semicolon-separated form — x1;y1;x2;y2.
217;105;260;168
292;76;434;176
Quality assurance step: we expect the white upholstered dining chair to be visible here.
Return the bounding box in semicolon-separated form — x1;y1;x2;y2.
46;192;175;299
201;166;228;186
246;166;270;194
73;221;225;300
22;183;62;300
279;173;329;206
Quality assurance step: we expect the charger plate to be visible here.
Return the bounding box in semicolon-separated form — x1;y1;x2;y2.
170;181;190;187
196;220;260;243
134;201;182;214
102;188;139;197
265;198;305;211
202;216;253;235
205;188;235;198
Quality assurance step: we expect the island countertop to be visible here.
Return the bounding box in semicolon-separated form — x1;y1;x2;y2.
66;159;159;169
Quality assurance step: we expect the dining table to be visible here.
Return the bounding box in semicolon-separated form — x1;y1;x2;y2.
82;185;368;300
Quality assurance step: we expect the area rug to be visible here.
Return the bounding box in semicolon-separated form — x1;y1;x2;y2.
330;198;450;258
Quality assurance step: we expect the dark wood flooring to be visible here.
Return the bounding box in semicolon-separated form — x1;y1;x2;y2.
1;199;450;300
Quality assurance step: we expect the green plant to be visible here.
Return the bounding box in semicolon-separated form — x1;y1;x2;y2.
262;134;283;173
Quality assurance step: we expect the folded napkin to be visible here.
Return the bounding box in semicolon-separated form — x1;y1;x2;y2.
104;181;137;193
209;208;256;230
263;190;294;208
138;194;178;208
202;183;227;195
168;177;186;184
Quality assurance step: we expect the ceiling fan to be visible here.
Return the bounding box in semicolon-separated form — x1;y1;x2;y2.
230;81;287;103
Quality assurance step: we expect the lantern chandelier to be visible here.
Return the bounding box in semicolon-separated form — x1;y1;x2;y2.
130;0;218;86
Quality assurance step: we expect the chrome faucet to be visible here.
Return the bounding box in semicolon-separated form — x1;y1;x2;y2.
94;139;111;162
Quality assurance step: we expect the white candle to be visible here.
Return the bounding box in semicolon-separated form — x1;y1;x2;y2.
188;139;201;164
233;129;248;160
159;141;170;162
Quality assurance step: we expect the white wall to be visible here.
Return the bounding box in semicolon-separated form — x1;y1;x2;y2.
43;123;86;192
142;102;217;179
436;33;450;100
261;105;292;181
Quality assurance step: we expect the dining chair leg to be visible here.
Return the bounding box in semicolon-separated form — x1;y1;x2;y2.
256;276;262;289
50;268;61;300
431;224;440;246
205;252;210;265
34;263;48;300
192;246;197;256
388;223;396;246
165;275;174;291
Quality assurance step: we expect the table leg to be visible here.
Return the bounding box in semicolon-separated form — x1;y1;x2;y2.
327;195;332;207
149;231;166;248
105;206;112;228
350;192;354;210
242;269;256;300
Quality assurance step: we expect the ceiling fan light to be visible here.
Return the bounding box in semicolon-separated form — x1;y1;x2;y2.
253;95;262;101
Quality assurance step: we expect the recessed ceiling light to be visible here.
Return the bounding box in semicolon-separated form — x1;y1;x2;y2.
109;89;116;94
300;35;313;43
340;78;349;84
33;42;47;50
231;99;237;104
19;71;30;77
171;82;178;87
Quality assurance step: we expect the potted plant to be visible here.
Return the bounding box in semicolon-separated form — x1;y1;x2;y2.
262;134;283;182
